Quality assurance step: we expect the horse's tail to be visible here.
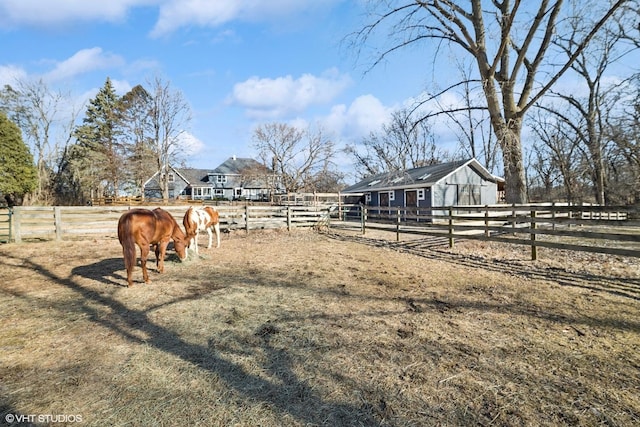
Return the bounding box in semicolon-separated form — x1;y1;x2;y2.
117;213;137;273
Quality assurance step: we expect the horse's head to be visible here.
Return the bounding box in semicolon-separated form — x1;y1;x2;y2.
173;236;188;261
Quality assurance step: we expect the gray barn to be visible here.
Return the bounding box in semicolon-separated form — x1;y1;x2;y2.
341;159;501;210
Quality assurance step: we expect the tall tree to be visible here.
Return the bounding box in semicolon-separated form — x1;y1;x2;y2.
0;112;37;206
528;108;584;202
0;80;79;204
605;79;640;204
73;77;125;198
351;0;632;203
119;84;156;196
253;123;337;193
544;5;638;204
147;77;191;201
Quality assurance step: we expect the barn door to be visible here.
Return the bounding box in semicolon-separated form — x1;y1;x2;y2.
379;192;390;218
405;190;417;221
458;185;481;205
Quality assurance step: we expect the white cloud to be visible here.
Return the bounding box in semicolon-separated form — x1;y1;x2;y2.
322;94;394;141
229;69;351;119
179;131;206;155
0;0;154;28
151;0;341;37
43;48;125;82
0;65;28;87
0;0;342;38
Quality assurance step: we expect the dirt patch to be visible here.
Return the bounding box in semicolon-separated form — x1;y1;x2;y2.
0;228;639;426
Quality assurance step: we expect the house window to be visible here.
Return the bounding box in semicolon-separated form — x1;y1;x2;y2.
168;173;175;183
217;175;227;184
192;187;212;198
417;189;425;200
365;193;371;203
215;189;224;196
388;191;395;201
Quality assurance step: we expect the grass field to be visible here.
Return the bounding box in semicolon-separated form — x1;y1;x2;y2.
0;228;639;426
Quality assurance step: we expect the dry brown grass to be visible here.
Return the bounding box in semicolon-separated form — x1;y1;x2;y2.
0;228;639;426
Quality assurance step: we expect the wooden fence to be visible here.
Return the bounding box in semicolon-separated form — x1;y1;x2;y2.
5;203;640;261
5;205;331;243
0;208;11;243
328;203;640;260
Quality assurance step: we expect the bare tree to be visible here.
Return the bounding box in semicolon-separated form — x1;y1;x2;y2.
529;108;584;202
443;61;501;174
119;84;156;196
544;6;639;204
345;108;446;179
0;79;80;204
147;77;192;201
252;123;337;193
350;0;632;203
605;79;640;204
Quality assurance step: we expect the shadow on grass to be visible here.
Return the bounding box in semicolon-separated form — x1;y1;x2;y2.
324;230;640;302
71;251;187;288
4;254;381;426
71;258;126;287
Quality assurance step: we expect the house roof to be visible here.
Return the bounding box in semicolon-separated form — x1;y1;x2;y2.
211;157;267;175
177;168;211;185
341;158;498;193
144;156;269;187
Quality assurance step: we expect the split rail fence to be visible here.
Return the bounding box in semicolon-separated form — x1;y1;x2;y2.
328;203;640;260
3;203;640;261
1;205;330;243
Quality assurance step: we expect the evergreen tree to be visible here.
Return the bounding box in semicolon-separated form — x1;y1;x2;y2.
119;84;156;196
73;77;125;198
0;112;37;206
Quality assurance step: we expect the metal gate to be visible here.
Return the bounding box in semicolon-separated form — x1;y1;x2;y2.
0;208;12;243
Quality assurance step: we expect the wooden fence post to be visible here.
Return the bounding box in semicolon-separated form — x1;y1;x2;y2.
245;205;250;233
287;206;292;231
484;205;489;237
396;207;401;242
448;207;454;248
531;210;537;261
8;208;12;243
13;207;22;243
360;204;366;235
54;206;62;241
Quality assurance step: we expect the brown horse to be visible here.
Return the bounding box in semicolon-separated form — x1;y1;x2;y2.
117;208;187;287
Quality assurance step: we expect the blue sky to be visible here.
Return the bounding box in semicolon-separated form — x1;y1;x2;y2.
0;0;442;184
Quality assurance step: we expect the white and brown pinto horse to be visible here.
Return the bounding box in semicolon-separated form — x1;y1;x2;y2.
117;208;187;287
182;206;221;255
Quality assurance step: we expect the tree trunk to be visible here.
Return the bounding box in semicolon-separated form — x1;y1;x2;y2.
497;119;528;204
